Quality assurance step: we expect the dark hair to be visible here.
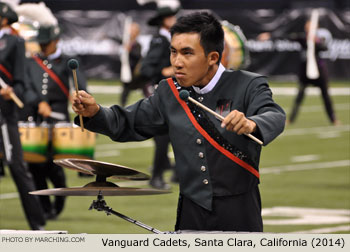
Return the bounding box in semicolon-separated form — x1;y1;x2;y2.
170;12;224;64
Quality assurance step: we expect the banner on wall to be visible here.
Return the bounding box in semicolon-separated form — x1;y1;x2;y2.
53;8;349;80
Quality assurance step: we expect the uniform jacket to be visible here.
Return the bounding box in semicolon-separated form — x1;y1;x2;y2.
140;34;171;84
76;70;286;210
0;32;25;118
23;53;86;123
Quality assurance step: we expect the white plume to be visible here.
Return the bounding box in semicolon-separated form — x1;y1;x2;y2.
0;0;20;9
137;0;180;9
15;2;57;26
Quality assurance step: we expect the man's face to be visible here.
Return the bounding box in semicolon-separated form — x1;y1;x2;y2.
170;32;216;88
163;15;177;30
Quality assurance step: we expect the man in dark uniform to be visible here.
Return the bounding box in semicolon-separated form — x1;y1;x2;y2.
0;2;46;230
258;20;338;125
22;22;87;220
140;6;179;190
72;12;285;232
119;22;146;107
288;20;338;125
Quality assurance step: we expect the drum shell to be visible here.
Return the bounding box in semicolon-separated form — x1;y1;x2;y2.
18;122;49;163
221;21;250;70
52;123;96;160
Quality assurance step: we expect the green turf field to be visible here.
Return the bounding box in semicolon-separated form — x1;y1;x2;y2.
0;80;349;234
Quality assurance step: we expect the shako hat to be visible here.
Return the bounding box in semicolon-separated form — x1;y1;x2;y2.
147;6;179;26
0;2;18;24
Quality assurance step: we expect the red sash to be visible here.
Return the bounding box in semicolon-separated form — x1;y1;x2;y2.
0;64;13;81
33;56;69;98
167;78;259;178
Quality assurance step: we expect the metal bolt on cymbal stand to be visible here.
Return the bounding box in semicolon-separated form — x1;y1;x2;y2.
89;191;165;234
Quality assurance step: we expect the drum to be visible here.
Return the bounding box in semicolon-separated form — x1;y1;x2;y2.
221;21;250;70
18;122;49;163
52;123;96;160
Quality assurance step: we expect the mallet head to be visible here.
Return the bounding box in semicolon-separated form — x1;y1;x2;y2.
179;90;190;101
67;58;79;70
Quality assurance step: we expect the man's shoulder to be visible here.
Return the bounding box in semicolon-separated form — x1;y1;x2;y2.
2;33;24;46
224;69;264;79
222;69;266;84
151;35;169;45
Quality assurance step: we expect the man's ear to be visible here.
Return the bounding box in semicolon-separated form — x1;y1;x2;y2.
208;51;220;66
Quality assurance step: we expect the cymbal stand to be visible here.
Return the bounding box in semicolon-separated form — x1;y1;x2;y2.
89;191;165;234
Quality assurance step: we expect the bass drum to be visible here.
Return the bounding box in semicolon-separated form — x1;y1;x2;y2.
221;21;250;70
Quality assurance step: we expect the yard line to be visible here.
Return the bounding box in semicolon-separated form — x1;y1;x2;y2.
284;103;349;113
0;192;18;200
271;87;350;96
281;124;350;137
263;206;350;226
290;154;320;163
261;160;350;174
88;85;123;94
95;150;121;158
95;140;153;151
290;225;350;234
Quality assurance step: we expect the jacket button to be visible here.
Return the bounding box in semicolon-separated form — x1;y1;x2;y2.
198;96;204;102
47;64;52;69
42;90;48;95
200;166;206;172
43;60;48;65
203;179;208;185
196;138;202;145
42;78;48;84
43;72;49;78
42;84;48;89
198;152;204;158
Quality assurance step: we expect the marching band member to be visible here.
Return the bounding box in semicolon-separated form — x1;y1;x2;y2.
0;1;45;230
140;6;179;190
72;12;285;232
19;3;87;220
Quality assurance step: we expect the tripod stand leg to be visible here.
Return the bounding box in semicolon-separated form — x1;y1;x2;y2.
89;192;165;234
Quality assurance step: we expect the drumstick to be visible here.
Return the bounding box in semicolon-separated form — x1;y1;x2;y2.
0;77;24;108
67;59;84;132
50;111;66;121
179;90;263;145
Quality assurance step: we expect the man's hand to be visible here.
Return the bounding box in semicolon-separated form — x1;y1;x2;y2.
72;90;100;118
221;110;256;135
38;101;52;117
161;66;174;77
0;86;13;100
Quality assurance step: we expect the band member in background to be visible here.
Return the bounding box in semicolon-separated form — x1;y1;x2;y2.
258;19;338;125
140;6;179;190
72;12;285;232
22;20;87;219
0;2;46;230
119;22;151;106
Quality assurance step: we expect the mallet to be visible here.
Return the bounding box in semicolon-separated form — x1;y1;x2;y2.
179;90;263;145
67;59;84;132
0;77;24;108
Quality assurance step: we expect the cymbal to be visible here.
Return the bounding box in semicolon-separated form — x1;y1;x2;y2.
54;158;150;180
30;186;171;196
